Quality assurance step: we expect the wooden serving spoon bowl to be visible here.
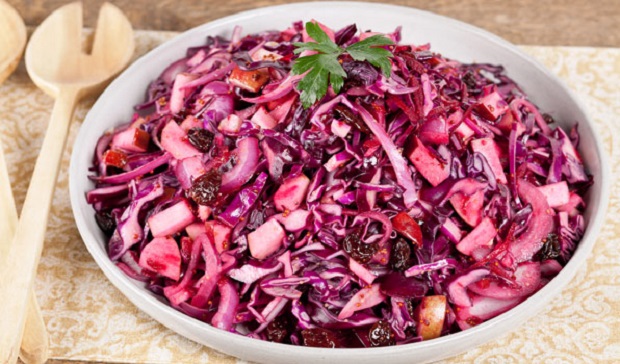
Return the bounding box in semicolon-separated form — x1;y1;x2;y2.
0;0;27;84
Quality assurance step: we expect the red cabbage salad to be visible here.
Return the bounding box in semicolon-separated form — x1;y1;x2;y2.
87;21;591;348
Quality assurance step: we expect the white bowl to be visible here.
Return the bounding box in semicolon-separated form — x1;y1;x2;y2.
69;2;611;363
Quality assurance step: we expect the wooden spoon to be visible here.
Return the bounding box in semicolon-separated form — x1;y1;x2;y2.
0;2;134;363
0;0;26;83
0;1;50;363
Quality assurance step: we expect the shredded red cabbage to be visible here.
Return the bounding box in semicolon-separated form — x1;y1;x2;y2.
87;21;591;348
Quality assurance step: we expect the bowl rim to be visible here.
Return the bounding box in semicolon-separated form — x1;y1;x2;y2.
70;1;612;360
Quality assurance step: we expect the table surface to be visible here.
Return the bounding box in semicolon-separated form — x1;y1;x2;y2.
6;0;620;47
4;1;619;364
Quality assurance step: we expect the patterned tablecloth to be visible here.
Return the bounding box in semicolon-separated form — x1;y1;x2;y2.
1;30;619;363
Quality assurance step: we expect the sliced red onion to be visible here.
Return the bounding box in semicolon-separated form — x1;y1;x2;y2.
469;262;541;299
455;294;522;331
86;184;128;204
190;233;222;308
161;58;188;85
181;62;235;89
199;80;231;96
337;283;386;320
446;268;489;307
508;180;554;263
510;98;552;135
95;153;171;184
242;74;303;103
211;278;239;331
220;137;261;193
163;235;202;306
111;179;165;260
118;251;154;282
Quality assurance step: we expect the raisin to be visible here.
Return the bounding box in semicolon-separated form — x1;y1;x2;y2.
301;328;342;348
390;237;412;271
333;104;371;134
462;71;477;90
368;320;395;347
95;211;116;236
173;108;189;123
537;233;561;260
266;315;291;343
342;229;377;264
542;113;555;125
187;128;214;153
189;170;221;206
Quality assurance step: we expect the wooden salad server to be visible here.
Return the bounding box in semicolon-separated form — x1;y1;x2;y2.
0;1;50;363
0;3;134;363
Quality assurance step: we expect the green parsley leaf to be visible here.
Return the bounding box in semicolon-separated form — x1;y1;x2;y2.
292;22;394;108
305;22;340;52
346;34;394;49
345;35;394;77
330;72;344;94
346;47;392;77
293;42;340;55
292;53;346;108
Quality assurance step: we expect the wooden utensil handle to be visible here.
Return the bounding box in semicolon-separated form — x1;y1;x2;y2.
0;88;78;364
19;293;49;364
0;137;49;364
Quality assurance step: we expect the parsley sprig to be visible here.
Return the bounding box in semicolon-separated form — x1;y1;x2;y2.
292;22;394;108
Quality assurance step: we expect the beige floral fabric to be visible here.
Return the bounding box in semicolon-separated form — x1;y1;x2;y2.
0;30;618;363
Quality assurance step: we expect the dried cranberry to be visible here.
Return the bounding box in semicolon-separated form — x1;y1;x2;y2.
342;229;377;264
368;320;395;347
301;328;342;348
266;315;291;343
102;149;128;169
537;233;561;260
187;128;214;153
189;170;221;206
95;211;116;236
390;237;412;271
333;104;371;134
